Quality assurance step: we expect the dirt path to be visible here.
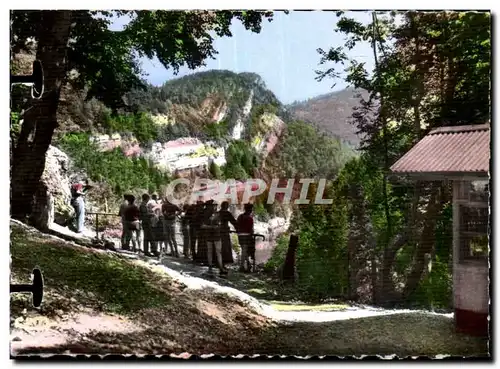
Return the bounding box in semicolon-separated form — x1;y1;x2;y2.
129;252;456;324
10;221;488;357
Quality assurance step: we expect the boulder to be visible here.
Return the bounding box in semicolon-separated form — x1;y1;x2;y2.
31;146;74;230
254;113;286;161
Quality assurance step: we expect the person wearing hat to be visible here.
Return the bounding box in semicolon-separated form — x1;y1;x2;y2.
70;179;91;233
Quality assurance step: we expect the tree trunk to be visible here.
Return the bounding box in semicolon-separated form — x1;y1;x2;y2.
371;12;398;306
402;182;444;300
11;11;72;222
282;234;299;282
378;231;409;304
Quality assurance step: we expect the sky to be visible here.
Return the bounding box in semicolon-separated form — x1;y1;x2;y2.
110;11;375;105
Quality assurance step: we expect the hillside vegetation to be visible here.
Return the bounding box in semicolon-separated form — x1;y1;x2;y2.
288;88;370;148
125;70;288;138
45;68;356;213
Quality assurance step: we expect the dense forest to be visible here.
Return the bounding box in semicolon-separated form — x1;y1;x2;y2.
46;68;355;206
266;11;490;308
288;87;370;147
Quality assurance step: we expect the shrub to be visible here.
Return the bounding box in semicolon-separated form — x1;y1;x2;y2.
209;161;223;179
100;112;159;145
253;202;270;222
58;133;170;202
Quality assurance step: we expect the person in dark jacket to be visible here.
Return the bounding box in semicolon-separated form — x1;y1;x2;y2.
201;201;226;275
162;199;180;257
236;203;254;272
180;203;194;258
196;200;214;264
219;201;237;266
184;202;197;259
139;193;156;257
123;195;141;252
190;200;205;263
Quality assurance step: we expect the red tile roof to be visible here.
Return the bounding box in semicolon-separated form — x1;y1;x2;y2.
164;138;201;149
390;124;490;176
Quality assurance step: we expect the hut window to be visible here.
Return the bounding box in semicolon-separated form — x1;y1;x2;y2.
457;180;489;203
458;180;489;263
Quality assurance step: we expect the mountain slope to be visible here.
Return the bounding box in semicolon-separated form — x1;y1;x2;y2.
11;59;357;227
125;70;288;139
288;88;369;148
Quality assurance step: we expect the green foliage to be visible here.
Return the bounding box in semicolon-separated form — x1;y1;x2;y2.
336;156;392;248
135;70;280;110
264;235;289;273
265;184;349;302
156;122;190;142
231;233;241;254
10;112;21;143
223;140;259;180
203;121;229;143
12;11;275;112
249;103;279;137
317;11;491;157
59;133;170;198
11;225;171;315
311;11;491;307
190;145;219;159
253;202;270;222
410;257;452;310
125;70;287;135
209;161;223;180
409;203;453;309
100;112;158;145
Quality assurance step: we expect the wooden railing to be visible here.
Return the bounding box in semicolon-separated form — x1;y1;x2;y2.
87;212;120;240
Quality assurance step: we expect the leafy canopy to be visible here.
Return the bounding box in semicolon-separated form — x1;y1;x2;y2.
11;10;276;111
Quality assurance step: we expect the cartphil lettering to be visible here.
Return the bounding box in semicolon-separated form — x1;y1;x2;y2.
163;178;334;205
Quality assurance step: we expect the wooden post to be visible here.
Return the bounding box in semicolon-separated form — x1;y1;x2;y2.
96;213;99;240
282;234;299;282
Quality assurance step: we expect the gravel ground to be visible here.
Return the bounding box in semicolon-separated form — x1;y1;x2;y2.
123;251;455;324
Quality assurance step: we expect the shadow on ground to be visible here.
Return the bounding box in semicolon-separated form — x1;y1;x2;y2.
13;310;489;357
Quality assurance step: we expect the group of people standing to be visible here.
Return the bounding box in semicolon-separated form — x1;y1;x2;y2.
118;193;256;276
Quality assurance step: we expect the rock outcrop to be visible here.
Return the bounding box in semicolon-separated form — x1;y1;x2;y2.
252;113;286;161
31;146;74;230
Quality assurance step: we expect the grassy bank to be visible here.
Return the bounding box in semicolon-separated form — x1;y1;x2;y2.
10;221;271;356
10;220;489;357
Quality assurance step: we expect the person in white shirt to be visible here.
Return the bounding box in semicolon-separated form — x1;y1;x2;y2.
118;194;130;249
149;193;163;252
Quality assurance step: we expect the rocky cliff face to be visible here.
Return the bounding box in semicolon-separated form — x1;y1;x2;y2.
252;112;286;161
231;90;254;140
200;96;228;123
31;146;74;230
